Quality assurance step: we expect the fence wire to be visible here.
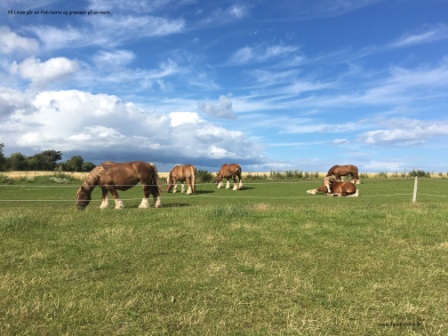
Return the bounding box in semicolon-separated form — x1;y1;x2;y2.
0;178;446;204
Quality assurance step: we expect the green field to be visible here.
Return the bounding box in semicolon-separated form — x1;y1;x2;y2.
1;178;447;335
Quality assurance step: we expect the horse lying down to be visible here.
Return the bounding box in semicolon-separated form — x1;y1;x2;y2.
307;176;359;197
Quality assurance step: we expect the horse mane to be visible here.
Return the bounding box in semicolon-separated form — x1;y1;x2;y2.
83;165;106;188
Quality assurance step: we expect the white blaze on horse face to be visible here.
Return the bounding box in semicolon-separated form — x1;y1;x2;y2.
100;196;109;209
307;189;318;195
138;198;150;208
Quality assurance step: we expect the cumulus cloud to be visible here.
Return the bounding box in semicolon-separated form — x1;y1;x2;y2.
10;57;79;87
198;95;236;119
0;26;39;54
0;89;263;166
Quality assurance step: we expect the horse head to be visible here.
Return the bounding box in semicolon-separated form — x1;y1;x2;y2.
75;184;92;210
166;176;174;192
215;172;223;184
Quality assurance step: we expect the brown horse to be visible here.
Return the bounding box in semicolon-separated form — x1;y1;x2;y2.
307;176;359;197
166;164;196;194
216;163;243;190
326;164;361;184
76;161;162;210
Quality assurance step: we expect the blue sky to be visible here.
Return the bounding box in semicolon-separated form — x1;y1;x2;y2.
1;0;448;173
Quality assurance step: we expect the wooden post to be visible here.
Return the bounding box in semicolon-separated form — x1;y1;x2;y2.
412;176;418;205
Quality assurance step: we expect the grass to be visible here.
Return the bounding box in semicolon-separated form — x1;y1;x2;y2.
0;178;448;335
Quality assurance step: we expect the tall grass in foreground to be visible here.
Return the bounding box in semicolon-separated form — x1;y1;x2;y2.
0;180;448;335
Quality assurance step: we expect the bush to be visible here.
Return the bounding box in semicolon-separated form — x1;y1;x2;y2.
196;169;213;183
409;169;430;178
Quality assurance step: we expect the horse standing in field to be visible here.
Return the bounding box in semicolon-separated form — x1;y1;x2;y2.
216;163;243;190
326;164;361;184
75;161;162;210
307;176;359;197
166;164;196;195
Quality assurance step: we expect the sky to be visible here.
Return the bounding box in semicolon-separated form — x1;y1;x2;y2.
1;0;448;173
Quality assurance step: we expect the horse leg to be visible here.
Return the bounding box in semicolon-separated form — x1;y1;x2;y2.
172;179;178;193
138;186;150;208
100;188;109;209
144;185;162;208
226;178;231;189
307;188;318;195
237;174;243;190
181;182;186;194
232;176;238;190
109;188;124;209
185;177;192;195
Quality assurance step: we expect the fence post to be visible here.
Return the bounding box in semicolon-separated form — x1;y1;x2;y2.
412;176;418;205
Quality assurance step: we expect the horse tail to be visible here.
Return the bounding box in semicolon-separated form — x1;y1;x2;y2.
190;165;196;193
149;163;162;195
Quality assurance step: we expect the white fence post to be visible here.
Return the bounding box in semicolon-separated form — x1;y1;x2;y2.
412;176;418;204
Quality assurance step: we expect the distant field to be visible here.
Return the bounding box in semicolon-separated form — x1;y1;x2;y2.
1;178;447;335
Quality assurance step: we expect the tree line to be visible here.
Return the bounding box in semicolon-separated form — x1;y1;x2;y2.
0;144;96;172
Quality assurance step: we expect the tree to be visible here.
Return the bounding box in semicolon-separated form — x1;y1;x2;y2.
63;155;84;172
0;143;6;171
6;152;28;171
81;161;96;172
28;150;62;170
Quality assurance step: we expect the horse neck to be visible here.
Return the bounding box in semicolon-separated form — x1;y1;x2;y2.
81;181;96;193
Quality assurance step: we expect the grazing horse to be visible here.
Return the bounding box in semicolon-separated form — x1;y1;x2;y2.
307;176;359;197
166;164;196;195
216;163;243;190
326;164;361;184
76;161;162;210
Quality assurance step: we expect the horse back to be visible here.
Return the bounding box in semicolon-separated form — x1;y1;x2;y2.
219;163;241;177
332;181;357;195
326;165;340;176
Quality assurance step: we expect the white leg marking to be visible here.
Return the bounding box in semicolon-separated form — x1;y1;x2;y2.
173;183;178;193
100;196;109;209
226;180;230;189
114;199;124;209
186;186;192;195
154;196;162;208
181;183;185;193
238;181;243;190
217;181;223;189
138;198;150;208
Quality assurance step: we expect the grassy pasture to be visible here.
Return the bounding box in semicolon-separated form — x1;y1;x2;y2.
0;178;448;335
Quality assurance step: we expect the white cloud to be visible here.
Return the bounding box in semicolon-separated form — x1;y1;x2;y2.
198;95;236;119
228;44;298;65
0;26;39;54
10;57;79;86
1;89;263;165
169;111;201;127
93;49;135;67
388;24;448;49
358;119;448;146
